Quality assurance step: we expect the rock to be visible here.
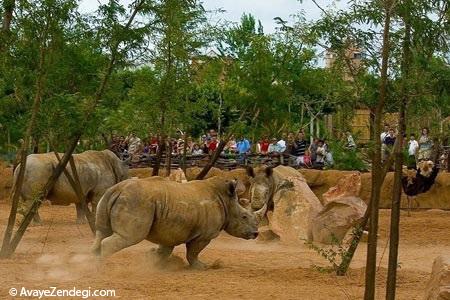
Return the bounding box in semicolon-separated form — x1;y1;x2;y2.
425;255;450;300
309;173;367;245
322;172;361;205
311;196;367;244
168;168;187;183
268;168;323;243
300;169;450;210
128;167;153;178
257;224;280;242
184;167;224;181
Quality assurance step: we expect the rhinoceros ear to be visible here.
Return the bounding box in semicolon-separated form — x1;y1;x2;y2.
246;166;255;178
264;166;273;177
227;179;238;197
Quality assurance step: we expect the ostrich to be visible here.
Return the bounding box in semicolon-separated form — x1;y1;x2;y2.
402;160;439;216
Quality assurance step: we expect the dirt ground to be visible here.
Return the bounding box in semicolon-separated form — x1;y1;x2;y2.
0;201;449;300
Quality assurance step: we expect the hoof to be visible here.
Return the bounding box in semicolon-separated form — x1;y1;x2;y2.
189;261;208;270
31;220;43;226
76;218;87;225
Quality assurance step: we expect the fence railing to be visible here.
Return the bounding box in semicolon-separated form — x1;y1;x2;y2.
124;153;300;170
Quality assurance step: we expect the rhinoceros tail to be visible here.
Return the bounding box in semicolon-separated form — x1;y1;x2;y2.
92;187;121;256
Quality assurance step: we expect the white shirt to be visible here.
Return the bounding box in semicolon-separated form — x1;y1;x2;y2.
380;132;388;142
277;139;286;152
408;140;419;156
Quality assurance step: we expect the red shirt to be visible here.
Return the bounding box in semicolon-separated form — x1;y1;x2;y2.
260;141;270;153
208;140;218;152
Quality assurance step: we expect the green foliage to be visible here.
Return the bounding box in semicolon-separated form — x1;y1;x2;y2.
306;226;364;275
328;141;368;171
1;0;449;157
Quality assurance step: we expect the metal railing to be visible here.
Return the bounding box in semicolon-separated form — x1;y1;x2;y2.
123;153;302;170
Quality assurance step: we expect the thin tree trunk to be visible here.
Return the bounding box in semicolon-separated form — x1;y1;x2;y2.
386;9;411;299
152;135;165;176
181;132;188;173
218;93;223;137
0;27;48;256
196;138;228;180
300;103;304;126
316;117;320;138
195;109;247;180
385;95;406;300
32;136;39;154
336;139;398;276
0;0;145;258
7;135;80;255
1;0;14;33
364;1;394;299
165;138;172;176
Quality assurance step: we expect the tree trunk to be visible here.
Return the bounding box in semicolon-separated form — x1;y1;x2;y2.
300;103;305;125
386;9;411;300
7;135;80;255
385;95;406;300
0;0;145;258
1;0;15;33
165;138;172;176
181;133;188;173
364;1;394;299
152;135;165;176
218;93;223;137
195;138;227;180
0;29;48;257
195;110;246;180
316;117;320;138
32;136;39;154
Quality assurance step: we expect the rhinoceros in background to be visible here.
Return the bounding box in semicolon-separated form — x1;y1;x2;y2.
92;176;266;269
246;165;323;243
14;150;129;224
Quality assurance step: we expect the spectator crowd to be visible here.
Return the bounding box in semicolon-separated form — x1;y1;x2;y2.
106;124;446;170
107;129;335;169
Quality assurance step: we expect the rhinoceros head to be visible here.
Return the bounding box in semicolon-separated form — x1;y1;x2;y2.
223;180;266;240
246;166;275;211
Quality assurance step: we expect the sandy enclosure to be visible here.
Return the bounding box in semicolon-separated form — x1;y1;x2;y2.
0;201;449;300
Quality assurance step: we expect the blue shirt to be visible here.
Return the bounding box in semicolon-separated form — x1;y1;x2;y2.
236;139;251;154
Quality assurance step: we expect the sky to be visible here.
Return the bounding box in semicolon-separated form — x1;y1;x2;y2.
79;0;348;34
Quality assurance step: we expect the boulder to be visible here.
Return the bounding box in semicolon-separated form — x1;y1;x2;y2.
300;169;450;210
268;167;323;243
311;196;367;244
184;166;224;181
425;255;450;300
168;168;187;183
322;172;361;205
311;173;367;244
128;167;153;178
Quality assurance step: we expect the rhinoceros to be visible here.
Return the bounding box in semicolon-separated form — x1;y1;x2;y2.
92;176;266;269
14;150;129;224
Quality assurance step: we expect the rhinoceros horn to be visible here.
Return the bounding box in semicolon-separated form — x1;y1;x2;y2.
254;203;268;223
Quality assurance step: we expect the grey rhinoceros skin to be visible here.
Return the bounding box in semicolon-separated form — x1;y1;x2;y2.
92;176;266;269
14;149;128;224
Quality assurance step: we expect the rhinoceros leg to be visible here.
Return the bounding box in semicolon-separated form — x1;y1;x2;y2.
149;245;174;267
75;203;86;224
100;207;154;257
100;233;143;257
186;239;211;270
155;245;174;259
32;212;42;224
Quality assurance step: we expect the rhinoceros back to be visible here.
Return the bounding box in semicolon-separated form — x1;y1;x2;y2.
16;150;127;206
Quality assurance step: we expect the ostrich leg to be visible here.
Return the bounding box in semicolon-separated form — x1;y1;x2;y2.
407;196;412;217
